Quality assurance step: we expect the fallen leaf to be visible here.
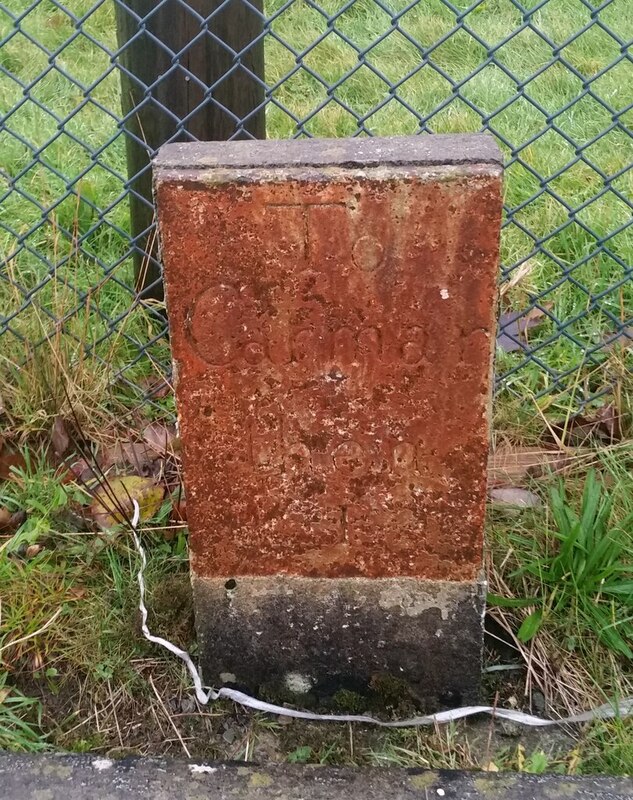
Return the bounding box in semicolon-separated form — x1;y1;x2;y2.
51;417;70;457
0;687;10;704
90;475;165;530
102;440;158;475
142;422;178;454
497;303;553;352
548;403;622;446
602;326;633;354
0;446;26;481
482;762;500;773
0;508;26;533
488;446;570;486
489;487;541;508
138;376;171;399
67;459;99;484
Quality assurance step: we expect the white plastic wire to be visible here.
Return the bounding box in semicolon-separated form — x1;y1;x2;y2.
130;501;633;728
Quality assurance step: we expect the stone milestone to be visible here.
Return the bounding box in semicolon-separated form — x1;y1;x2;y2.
155;135;502;708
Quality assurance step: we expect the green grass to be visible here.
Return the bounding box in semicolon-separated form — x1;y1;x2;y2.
0;0;631;420
0;672;48;752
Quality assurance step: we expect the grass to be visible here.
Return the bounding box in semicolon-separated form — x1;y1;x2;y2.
0;0;632;778
484;445;633;775
0;0;631;423
489;468;633;658
489;448;633;663
0;671;48;752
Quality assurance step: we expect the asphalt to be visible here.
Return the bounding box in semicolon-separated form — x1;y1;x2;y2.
1;753;632;799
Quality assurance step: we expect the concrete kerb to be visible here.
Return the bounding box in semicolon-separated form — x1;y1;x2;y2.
1;754;632;799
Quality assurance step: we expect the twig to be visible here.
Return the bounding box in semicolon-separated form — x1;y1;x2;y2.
0;606;63;655
148;673;191;758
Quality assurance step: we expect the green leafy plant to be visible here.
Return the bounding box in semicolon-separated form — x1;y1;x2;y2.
504;471;633;657
287;745;313;764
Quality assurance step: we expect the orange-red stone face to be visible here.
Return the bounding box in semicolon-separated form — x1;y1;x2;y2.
157;166;501;581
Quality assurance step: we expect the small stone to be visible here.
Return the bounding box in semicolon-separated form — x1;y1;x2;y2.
532;689;546;714
179;696;196;714
284;672;314;695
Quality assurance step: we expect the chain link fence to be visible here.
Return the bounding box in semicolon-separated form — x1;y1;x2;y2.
0;0;631;417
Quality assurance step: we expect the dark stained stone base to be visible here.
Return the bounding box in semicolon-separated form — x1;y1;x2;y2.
193;575;485;710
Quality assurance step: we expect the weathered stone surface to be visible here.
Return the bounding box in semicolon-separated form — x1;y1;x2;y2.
193;575;485;706
155;135;501;702
155;135;502;582
2;754;633;800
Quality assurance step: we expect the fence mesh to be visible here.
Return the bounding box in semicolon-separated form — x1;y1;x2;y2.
0;0;631;417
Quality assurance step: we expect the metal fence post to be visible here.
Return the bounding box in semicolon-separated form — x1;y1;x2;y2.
114;0;265;302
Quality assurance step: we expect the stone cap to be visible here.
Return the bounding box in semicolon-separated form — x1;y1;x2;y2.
1;755;632;800
154;134;502;176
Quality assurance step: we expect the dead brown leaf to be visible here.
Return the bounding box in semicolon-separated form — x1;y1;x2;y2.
102;440;158;475
0;508;26;533
488;446;569;486
548;403;623;447
139;376;171;399
66;459;99;484
90;475;165;530
0;445;26;481
602;326;633;354
51;416;70;457
142;422;178;455
497;303;553;352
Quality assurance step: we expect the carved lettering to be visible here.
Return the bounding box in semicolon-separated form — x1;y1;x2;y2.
247;421;428;476
189;319;432;369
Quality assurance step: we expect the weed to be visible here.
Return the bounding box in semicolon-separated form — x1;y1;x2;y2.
487;447;633;719
499;470;633;658
287;745;313;763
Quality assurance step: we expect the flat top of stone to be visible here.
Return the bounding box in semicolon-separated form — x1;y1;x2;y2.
154;134;502;174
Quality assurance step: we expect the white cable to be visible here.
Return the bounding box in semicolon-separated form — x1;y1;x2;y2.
130;501;633;728
131;501;218;705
